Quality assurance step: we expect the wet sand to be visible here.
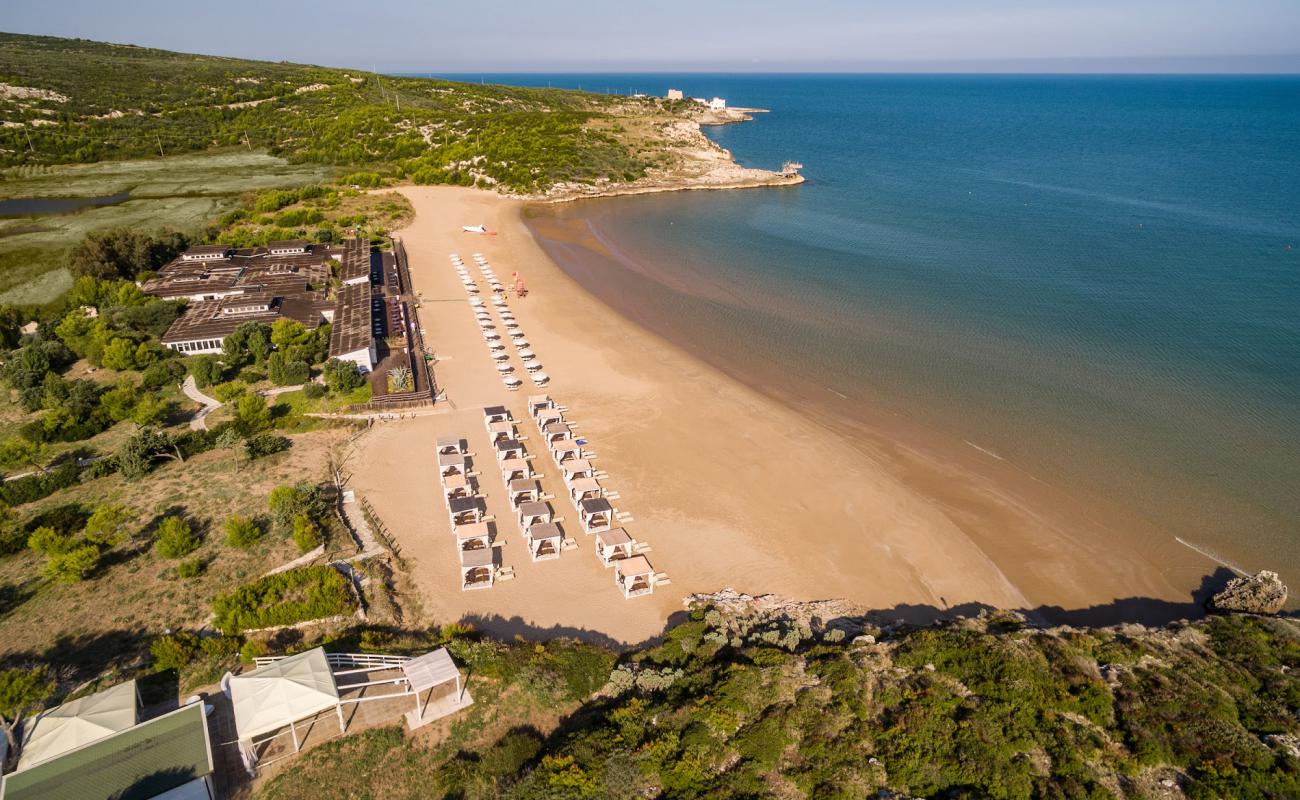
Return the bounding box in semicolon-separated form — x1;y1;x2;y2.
350;185;1194;646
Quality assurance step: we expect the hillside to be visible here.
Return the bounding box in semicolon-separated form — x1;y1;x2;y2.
252;594;1300;800
0;32;760;196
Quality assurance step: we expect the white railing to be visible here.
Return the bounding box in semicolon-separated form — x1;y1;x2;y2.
253;652;413;670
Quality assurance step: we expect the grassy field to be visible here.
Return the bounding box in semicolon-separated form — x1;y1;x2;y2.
0;426;350;676
0;151;331;304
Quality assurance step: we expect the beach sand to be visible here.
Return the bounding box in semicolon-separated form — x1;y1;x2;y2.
349;186;1191;646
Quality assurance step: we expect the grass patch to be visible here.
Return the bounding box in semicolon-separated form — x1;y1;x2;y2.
212;564;356;635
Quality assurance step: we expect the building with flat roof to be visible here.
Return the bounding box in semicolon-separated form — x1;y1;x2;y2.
666;88;683;100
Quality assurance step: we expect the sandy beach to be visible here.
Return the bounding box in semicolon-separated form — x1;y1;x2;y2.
349;185;1193;646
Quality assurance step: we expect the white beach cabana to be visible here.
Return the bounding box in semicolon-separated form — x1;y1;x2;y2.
525;521;563;561
508;478;540;507
460;547;495;590
569;477;603;505
579;497;614;534
483;405;511;430
441;473;473;504
494;438;525;463
561;459;593;486
596;527;636;567
17;680;139;769
527;394;554;419
536;408;563;429
229;648;343;761
500;457;532;482
518;500;552;529
448;495;483;526
543;421;574;447
437;452;467;480
487;419;516;442
552;441;583;464
453;521;491;551
436;436;464;456
615;555;656;598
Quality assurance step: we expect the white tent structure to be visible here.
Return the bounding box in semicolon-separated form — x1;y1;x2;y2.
401;648;466;725
17;680;139;769
229;648;342;759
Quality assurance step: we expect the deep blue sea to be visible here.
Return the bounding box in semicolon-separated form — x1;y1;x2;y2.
434;73;1300;586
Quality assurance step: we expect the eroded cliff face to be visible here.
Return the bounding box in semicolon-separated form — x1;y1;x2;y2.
1209;570;1289;615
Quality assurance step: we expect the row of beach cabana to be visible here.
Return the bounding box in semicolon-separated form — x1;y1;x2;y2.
527;394;665;599
483;405;574;564
436;435;498;590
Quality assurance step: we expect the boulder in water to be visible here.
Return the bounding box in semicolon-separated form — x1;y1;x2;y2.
1208;570;1288;615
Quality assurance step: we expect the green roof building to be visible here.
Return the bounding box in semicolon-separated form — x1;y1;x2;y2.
1;702;214;800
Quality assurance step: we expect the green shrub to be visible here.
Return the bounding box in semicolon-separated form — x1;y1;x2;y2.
151;632;200;671
302;382;326;399
154;515;199;558
212;381;246;403
224;515;262;549
177;557;204;579
211;565;354;635
292;513;322;553
244;433;289;460
43;544;101;583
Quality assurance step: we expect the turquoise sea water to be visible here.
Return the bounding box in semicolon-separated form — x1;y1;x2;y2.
445;74;1300;587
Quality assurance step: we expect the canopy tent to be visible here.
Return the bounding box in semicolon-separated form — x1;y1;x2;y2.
18;680;139;769
229;648;342;750
401;648;463;720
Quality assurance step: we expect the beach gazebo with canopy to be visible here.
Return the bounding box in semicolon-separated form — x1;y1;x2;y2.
552;441;583;464
527;394;553;419
561;459;593;487
487;419;516;443
569;477;603;506
525;521;563;561
615;556;656;598
436;436;464;456
500;457;532;482
542;423;571;446
596;528;636;567
453;521;491;552
17;680;139;769
530;372;550;387
460;547;495;590
518;500;552;529
579;497;614;534
508;478;539;508
438;452;466;480
495;438;525;463
448;495;482;526
229;648;343;761
482;405;511;430
536;408;564;429
441;474;472;504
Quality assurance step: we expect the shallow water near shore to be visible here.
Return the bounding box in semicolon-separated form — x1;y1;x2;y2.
513;74;1300;601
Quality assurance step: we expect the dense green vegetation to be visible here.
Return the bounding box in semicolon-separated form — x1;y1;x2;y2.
0;33;668;192
211;564;355;634
250;608;1300;800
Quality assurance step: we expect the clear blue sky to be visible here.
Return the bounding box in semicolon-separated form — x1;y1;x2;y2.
5;0;1299;72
